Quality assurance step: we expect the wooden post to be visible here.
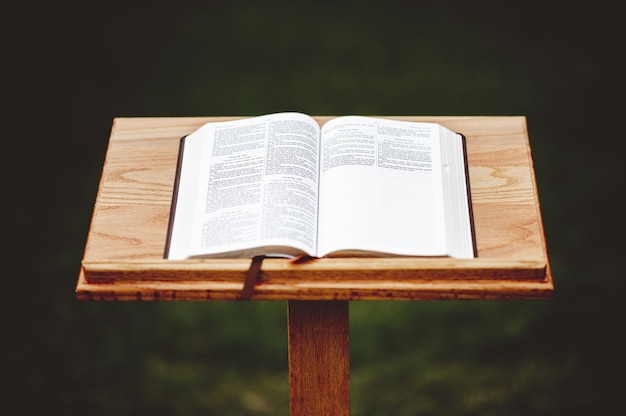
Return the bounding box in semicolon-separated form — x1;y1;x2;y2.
288;300;350;415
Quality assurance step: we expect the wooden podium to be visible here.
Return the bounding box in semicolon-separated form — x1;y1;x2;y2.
76;116;552;415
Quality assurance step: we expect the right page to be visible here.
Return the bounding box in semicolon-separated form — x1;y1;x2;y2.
316;116;474;259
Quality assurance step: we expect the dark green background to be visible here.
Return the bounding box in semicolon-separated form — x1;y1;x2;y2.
3;1;624;414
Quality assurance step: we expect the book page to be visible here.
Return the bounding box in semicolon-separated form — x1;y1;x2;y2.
439;126;475;259
167;113;320;259
317;116;448;257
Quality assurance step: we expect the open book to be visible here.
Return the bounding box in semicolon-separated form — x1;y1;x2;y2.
165;113;475;260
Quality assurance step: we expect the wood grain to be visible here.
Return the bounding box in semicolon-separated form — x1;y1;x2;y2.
77;116;553;300
288;301;350;416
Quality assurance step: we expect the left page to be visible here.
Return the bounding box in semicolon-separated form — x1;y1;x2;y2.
166;113;320;259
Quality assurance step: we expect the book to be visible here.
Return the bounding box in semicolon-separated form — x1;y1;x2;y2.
165;112;475;260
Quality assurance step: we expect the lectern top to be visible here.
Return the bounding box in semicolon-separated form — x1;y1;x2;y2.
77;116;552;300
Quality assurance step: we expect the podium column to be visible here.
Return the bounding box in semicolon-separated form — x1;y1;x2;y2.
288;300;350;415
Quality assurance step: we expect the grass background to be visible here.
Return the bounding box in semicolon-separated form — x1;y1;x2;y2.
2;0;624;414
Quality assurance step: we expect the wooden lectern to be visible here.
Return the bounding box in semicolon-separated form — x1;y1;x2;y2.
76;116;552;415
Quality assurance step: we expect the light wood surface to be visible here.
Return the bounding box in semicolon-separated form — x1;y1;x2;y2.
77;116;553;300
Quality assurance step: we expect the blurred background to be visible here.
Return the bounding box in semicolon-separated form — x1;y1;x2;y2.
3;0;624;414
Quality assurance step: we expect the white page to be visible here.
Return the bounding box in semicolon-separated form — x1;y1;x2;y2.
167;113;320;259
316;117;447;257
439;126;475;259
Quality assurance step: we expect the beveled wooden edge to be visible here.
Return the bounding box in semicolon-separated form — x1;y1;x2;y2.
82;257;547;282
76;263;553;301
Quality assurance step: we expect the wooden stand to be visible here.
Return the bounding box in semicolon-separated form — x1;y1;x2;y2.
288;301;350;415
76;116;552;414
